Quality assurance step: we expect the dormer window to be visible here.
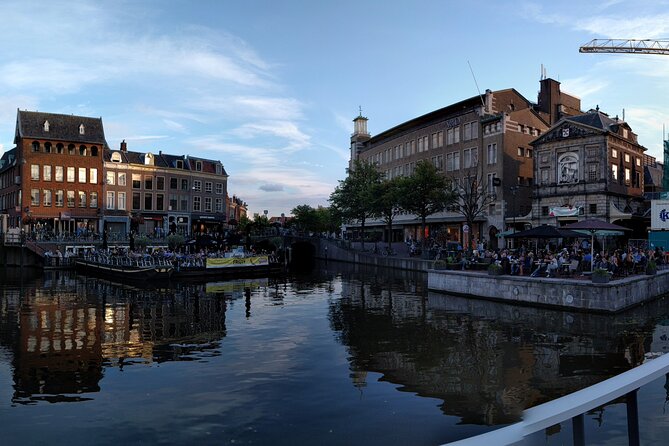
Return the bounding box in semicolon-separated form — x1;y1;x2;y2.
195;161;202;171
144;153;154;165
111;152;122;163
176;160;184;169
43;120;50;132
79;124;85;135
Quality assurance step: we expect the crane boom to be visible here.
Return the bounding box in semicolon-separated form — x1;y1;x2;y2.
579;39;669;55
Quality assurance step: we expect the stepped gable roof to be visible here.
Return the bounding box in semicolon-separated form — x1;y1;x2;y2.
15;110;107;145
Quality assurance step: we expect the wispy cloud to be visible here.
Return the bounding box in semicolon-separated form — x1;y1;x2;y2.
259;183;284;192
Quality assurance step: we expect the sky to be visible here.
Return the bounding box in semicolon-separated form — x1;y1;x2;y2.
2;1;669;217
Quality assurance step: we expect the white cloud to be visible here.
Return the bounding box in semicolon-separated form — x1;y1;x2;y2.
259;183;284;192
231;121;311;150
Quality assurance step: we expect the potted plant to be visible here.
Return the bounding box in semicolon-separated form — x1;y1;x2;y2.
488;262;503;276
433;259;448;270
646;259;657;275
592;268;611;284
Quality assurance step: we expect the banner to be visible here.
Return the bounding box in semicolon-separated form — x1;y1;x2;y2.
651;200;669;230
549;206;581;217
206;256;269;269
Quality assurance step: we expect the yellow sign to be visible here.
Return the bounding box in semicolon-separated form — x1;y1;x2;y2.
206;256;269;269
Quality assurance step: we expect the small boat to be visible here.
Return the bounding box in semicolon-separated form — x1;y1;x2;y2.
173;253;282;279
75;254;174;281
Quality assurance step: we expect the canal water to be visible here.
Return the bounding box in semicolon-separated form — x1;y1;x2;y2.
1;262;669;445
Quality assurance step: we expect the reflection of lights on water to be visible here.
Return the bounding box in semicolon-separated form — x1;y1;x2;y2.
105;307;115;325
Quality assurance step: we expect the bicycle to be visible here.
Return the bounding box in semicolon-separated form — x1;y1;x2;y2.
382;247;397;256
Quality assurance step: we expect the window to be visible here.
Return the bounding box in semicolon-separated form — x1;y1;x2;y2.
79;145;87;156
43;165;52;181
31;164;39;180
79;191;86;208
170;178;178;189
176;160;184;169
463;147;478;168
106;191;115;209
205;197;212;212
32;141;40;152
216;164;222;175
193;180;202;192
181;179;188;190
90;192;98;208
195;161;202;171
132;174;141;189
588;163;598;181
170;194;177;210
68;144;75;155
118;173;126;186
144;176;153;190
132;192;141;210
144;193;153;210
487;173;497;193
205;182;212;193
541;206;549;216
91;168;98;185
636;157;641;167
454;126;460;143
216;183;223;194
417;138;424;153
67;167;75;182
180;196;188;211
55;190;64;207
215;198;223;212
30;189;39;206
517;147;525;157
624;153;630;163
55;166;63;182
611;164;618;181
156;193;164;211
44;142;51;153
625;167;631;184
91;146;98;156
447;128;454;145
56;143;63;154
589;204;597;214
106;172;115;186
79;124;85;135
118;192;126;210
526;149;533;158
612;149;618;158
78;167;86;183
193;196;201;211
43;190;52;207
446;152;460;172
67;191;75;207
111;152;122;162
43;120;50;132
487;143;497;165
156;176;165;190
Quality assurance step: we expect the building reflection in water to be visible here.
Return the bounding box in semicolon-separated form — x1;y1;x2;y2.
328;263;666;426
0;271;266;404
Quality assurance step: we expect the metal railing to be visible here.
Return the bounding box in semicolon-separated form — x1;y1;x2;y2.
445;353;669;445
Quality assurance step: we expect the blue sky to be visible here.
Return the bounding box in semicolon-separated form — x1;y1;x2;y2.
1;0;669;217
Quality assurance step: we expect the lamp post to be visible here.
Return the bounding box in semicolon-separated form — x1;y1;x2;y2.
509;186;519;234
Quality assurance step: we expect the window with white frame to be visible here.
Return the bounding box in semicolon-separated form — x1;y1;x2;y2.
78;168;86;183
106;172;115;186
205;182;213;193
193;180;202;192
30;189;39;206
215;198;223;212
90;192;98;208
118;172;126;186
78;191;86;208
193;196;201;211
216;183;223;194
55;166;63;182
611;164;618;181
463;147;478;168
624;153;630;163
487;143;497;165
612;149;618;158
67;190;75;207
43;190;52;206
205;197;212;212
107;191;115;209
118;192;126;210
55;190;64;207
43;165;52;181
487;173;497;194
31;164;39;180
67;167;75;182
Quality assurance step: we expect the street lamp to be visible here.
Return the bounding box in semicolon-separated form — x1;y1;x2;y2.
509;186;519;234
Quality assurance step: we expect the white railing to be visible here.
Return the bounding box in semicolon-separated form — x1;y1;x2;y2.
445;353;669;446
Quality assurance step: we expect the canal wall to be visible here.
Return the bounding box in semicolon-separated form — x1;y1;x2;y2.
428;269;669;313
0;244;41;268
315;239;432;272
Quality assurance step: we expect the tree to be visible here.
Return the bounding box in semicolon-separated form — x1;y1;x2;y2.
315;206;342;236
400;160;455;253
329;160;382;250
372;176;406;251
291;204;319;233
451;168;498;250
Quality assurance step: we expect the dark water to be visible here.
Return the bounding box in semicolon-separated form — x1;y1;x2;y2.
1;263;669;445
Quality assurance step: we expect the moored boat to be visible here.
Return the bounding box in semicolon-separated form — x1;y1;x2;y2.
173;254;282;278
75;254;174;281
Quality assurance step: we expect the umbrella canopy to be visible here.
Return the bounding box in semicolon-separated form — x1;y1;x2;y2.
505;224;586;239
563;219;631;232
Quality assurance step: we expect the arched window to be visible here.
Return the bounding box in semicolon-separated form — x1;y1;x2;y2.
79;145;87;156
32;141;40;152
111;152;122;163
558;153;579;184
43;120;50;132
90;146;98;156
144;153;154;165
44;142;52;153
56;143;64;154
68;144;75;155
79;124;85;135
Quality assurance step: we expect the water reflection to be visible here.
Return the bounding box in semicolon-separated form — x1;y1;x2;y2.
0;270;266;405
328;263;665;426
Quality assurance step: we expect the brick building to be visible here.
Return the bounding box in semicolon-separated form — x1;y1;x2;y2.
0;110;106;235
349;77;581;248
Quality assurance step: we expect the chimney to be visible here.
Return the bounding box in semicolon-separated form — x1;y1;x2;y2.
120;140;127;152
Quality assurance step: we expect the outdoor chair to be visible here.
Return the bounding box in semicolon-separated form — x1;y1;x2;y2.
567;260;579;276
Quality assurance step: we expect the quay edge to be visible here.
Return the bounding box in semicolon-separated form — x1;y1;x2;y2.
427;269;669;313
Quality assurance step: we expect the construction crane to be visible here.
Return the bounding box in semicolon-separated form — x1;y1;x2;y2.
580;38;669;191
580;39;669;55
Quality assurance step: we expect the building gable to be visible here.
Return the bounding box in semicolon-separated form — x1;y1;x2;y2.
531;120;603;146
